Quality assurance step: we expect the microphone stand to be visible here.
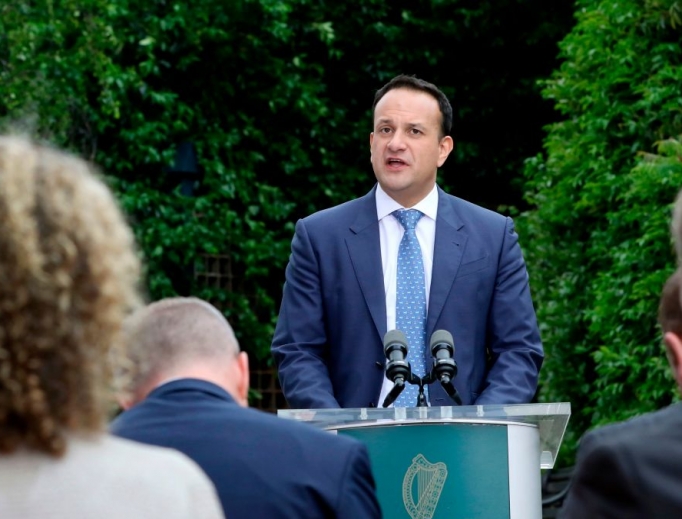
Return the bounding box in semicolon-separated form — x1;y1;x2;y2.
382;379;405;408
382;363;463;408
431;358;463;406
414;372;432;407
439;378;463;406
382;370;429;408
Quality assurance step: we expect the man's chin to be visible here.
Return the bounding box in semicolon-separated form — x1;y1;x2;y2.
376;173;410;189
378;181;409;196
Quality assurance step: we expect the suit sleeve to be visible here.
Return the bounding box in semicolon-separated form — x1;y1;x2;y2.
271;219;340;409
560;430;641;519
475;216;544;404
335;442;383;519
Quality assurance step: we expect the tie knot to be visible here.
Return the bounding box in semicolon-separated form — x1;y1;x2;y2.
393;209;423;231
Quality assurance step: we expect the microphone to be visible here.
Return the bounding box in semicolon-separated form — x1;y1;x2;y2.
430;330;456;384
383;330;410;386
382;330;411;408
429;330;462;405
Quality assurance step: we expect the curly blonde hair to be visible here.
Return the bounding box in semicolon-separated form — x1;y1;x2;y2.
0;136;142;456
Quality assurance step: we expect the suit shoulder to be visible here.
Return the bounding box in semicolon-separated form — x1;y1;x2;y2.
299;193;373;228
581;404;682;451
442;191;508;224
242;407;365;453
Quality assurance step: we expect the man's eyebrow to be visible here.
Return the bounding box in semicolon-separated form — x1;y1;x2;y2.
375;118;426;128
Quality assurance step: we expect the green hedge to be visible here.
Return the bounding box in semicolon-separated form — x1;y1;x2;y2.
0;0;573;361
520;0;682;461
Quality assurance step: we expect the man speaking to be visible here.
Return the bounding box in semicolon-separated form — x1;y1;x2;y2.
271;75;543;409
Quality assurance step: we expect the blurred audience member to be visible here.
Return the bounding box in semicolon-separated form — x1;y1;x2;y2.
111;297;382;519
0;137;223;519
560;268;682;518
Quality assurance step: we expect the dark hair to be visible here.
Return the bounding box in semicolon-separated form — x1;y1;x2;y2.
659;269;682;336
372;74;453;138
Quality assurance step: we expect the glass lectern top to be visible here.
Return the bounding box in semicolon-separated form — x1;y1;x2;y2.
279;402;570;469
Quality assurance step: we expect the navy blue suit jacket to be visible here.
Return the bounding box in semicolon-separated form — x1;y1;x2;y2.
560;403;682;518
272;185;543;409
110;379;382;519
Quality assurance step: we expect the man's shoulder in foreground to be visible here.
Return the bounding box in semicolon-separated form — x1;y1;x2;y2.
581;402;682;450
111;380;382;519
241;407;383;517
115;378;368;456
234;402;368;468
560;403;682;519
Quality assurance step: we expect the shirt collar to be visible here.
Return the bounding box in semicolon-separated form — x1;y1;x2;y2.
375;183;439;221
148;378;236;404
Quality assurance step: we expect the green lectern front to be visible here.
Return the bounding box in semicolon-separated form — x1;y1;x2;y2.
279;403;570;519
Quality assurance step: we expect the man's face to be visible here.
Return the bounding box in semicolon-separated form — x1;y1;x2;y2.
370;88;453;207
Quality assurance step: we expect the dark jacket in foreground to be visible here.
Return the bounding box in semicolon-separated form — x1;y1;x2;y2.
110;379;382;519
560;402;682;519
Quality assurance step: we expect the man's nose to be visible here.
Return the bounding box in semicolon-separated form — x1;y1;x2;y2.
388;130;407;151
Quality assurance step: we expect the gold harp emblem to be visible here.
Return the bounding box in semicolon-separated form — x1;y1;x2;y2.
402;454;448;519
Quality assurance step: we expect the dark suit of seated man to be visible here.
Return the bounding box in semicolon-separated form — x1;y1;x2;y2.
110;297;382;519
560;269;682;518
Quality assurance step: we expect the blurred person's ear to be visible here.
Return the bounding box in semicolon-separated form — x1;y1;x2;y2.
233;351;250;407
117;381;153;411
118;395;134;411
664;332;682;390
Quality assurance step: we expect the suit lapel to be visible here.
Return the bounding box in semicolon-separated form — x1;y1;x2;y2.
427;189;467;336
343;188;467;345
346;188;386;342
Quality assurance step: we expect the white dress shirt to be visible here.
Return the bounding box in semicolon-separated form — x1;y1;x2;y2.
376;183;438;407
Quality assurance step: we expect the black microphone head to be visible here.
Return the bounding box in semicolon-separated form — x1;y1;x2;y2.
430;329;454;353
384;329;408;351
430;330;457;384
383;330;410;385
384;330;409;362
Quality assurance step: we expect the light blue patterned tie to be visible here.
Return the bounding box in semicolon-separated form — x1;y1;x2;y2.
393;209;428;407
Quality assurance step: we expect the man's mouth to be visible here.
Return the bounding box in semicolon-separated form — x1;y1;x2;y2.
386;158;407;166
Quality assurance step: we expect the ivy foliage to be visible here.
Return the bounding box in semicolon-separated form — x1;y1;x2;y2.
0;0;574;360
521;0;682;460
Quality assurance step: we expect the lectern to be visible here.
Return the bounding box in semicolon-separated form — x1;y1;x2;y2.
279;403;570;519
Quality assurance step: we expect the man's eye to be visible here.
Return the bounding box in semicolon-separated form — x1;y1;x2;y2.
379;127;392;134
410;128;421;135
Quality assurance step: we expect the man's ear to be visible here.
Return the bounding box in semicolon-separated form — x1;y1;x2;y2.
234;351;250;407
664;332;682;388
437;135;454;167
116;383;151;411
117;394;134;411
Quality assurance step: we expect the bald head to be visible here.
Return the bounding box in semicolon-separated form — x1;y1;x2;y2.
123;297;249;407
